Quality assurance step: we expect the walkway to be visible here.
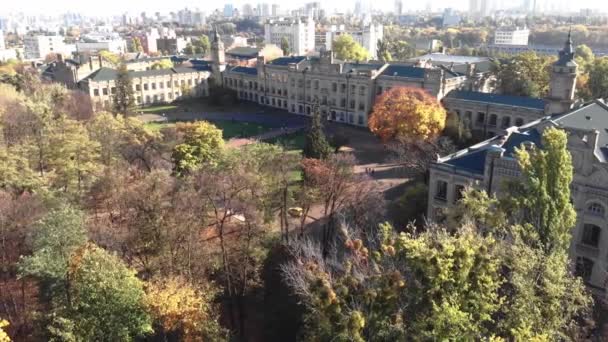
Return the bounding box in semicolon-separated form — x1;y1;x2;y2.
227;125;306;148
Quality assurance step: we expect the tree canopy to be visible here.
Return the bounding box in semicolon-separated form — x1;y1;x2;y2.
368;87;447;142
332;35;369;62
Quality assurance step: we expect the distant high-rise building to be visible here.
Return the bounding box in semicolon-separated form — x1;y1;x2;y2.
262;3;271;17
394;0;403;15
264;17;315;55
224;4;235;17
272;4;280;16
324;24;383;59
243;4;255;17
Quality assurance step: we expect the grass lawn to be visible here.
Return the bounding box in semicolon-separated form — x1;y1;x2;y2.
139;105;179;113
266;132;306;152
144;119;276;140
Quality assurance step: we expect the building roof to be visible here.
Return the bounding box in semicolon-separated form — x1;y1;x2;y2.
226;46;261;58
269;56;306;66
446;90;546;110
343;62;384;74
411;53;490;64
436;100;608;175
381;64;426;78
230;66;258;75
84;66;209;82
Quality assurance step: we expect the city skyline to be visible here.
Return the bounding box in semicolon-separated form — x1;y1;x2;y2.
1;0;607;16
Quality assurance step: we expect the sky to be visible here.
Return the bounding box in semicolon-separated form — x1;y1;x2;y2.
1;0;608;16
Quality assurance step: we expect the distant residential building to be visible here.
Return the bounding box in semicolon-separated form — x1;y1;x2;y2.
0;30;5;50
442;8;461;27
494;26;529;45
76;38;127;54
156;37;189;55
264;17;315;56
324;24;383;60
24;34;66;60
242;4;255;17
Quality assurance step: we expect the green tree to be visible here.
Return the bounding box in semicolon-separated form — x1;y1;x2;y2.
131;37;143;53
332;35;369;61
99;50;121;65
171;121;224;175
150;59;173;70
575;44;594;72
193;36;211;55
376;39;392;62
280;37;290;56
303;104;331;159
587;57;608;100
492;52;554;97
508;127;576;252
183;43;195;55
67;244;152;341
112;64;136;115
19;206;87;303
390;41;417;61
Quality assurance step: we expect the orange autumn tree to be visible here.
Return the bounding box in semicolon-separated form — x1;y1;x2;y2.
368;87;447;142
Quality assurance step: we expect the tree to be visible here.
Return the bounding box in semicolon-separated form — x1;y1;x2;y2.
183;43;195;55
587;57;608;100
131;37;143;53
332;35;369;61
112;64;136;115
0;319;10;342
492;52;554;97
575;44;594;72
171;121;224;175
390;41;417;61
368;87;447;142
19;205;87;303
303;104;331;160
150;59;173;70
193;36;211;55
99;50;121;66
144;277;226;341
507;127;576;252
280;37;290;56
376;39;392;62
67;244;152;341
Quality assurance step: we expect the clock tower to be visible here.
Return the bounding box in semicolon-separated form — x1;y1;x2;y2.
545;29;578;115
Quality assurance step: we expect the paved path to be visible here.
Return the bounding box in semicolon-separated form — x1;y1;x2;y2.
140;111;308;128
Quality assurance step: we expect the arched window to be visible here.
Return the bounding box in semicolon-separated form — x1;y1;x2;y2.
587;202;605;217
501;116;511;128
515;118;524;126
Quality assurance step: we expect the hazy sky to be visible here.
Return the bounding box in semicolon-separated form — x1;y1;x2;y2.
1;0;608;16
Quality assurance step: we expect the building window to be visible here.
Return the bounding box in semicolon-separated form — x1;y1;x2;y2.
111;87;116;95
167;81;171;88
152;83;156;90
314;80;319;90
332;83;337;92
358;102;365;111
341;83;346;93
359;85;366;96
358;115;364;125
144;84;149;90
501;116;511;128
581;224;601;247
435;180;448;201
350;100;355;109
160;82;164;89
188;79;192;86
376;86;382;95
587;202;605;217
488;114;497;127
145;95;150;103
102;88;108;96
515;118;524;126
93;89;99;96
136;84;141;91
476;112;485;125
454;184;465;203
575;257;594;282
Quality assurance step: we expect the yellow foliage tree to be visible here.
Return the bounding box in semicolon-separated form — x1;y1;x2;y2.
0;319;10;342
144;277;225;341
368;87;447;142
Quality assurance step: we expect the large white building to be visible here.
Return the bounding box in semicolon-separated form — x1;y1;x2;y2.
24;34;66;60
324;24;383;60
494;27;530;46
264;17;315;56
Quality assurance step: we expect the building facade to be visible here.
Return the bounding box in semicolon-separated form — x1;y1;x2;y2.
24;34;65;60
264;17;315;56
223;50;482;127
324;24;383;60
80;65;211;109
494;27;530;46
